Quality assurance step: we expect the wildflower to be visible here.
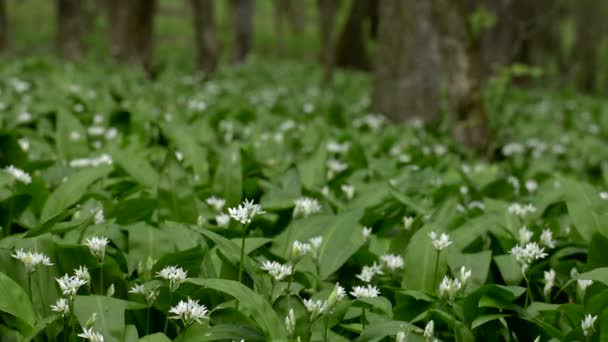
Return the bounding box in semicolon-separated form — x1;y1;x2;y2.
285;308;296;336
303;299;326;320
544;269;556;298
291;240;311;261
56;274;88;299
309;236;323;260
18;138;30;152
78;327;104;342
540;229;556;248
381;254;404;271
458;266;472;286
216;213;230;227
350;284;380;298
70;131;81;141
439;276;462;303
74;266;91;283
327;159;348;175
526;180;538;193
424;320;434;339
17;112;32;123
508;203;537;217
581;314;597;337
84;236;110;262
105;127;118;141
293;197;322;218
428;231;452;251
260;261;293;281
69;154;113;168
4;165;32;184
403;216;414;230
361;226;373;240
326;282;346;309
518;226;533;244
156;266;188;292
510;242;548;274
11;249;53;273
169;297;209;326
129;284;145;295
326;141;350;154
396;331;406;342
341;184;355;200
600;192;608;200
228;199;265;225
206;196;226;212
356;262;384;282
578;279;593;299
93;208;105;225
50;298;70;317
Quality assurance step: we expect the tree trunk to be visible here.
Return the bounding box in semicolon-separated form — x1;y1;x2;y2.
316;0;341;84
56;0;83;60
273;0;286;58
230;0;254;63
334;0;373;71
191;0;219;75
124;0;156;71
372;0;441;123
106;0;129;58
0;0;7;54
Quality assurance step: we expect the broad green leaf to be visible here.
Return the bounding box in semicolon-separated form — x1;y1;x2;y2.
138;333;172;342
157;153;198;223
576;267;608;286
471;314;511;329
297;145;327;190
162;123;210;185
187;278;287;340
355;320;422;342
402;225;448;292
494;254;524;285
561;177;608;243
0;272;36;331
212;144;242;206
74;295;128;342
112;147;159;188
448;250;492;290
318;209;365;279
41;166;112;221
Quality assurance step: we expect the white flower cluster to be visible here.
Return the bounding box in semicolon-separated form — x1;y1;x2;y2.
285;308;296;336
215;213;231;227
303;283;346;321
206;196;226;212
129;283;160;306
260;260;293;281
293;197;322;218
50;298;70;317
69;154;113;168
509;242;548;274
156;265;188;292
12;249;53;273
350;284;380;298
543;269;556;298
84;236;110;263
340;184;355;200
428;231;452;251
4;165;32;184
327;159;348;177
56;272;89;300
326;141;350;154
228;199;265;225
581;314;597;337
403;216;414;230
356;262;384;282
78;327;104;342
169;297;209;326
361;226;373;240
380;254;404;271
439;266;471;304
508;203;537;217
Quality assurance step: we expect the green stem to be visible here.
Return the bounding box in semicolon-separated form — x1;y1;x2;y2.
323;314;329;342
164;291;174;335
145;306;151;336
433;251;440;293
361;307;366;330
99;261;104;295
525;274;531;308
236;235;247;310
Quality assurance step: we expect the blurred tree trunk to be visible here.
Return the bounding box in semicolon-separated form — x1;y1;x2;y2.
123;0;156;71
317;0;341;84
106;0;129;58
0;0;6;54
372;0;441;123
334;0;374;71
273;0;286;58
191;0;219;75
575;1;604;93
373;0;489;150
230;0;254;63
56;0;83;60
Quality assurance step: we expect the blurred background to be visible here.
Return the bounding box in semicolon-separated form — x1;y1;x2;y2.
0;0;607;149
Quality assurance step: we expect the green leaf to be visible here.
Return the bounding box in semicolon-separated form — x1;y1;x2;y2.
471;313;511;329
318;210;366;279
402;225;447;292
187;278;287;340
561;177;608;243
355;320;422;342
74;295;128;342
353;297;393;318
138;333;172;342
162;123;210;185
0;272;36;331
494;254;524;285
576;267;608;286
212;145;242;206
112;147;159;188
297;145;327;190
40;166;112;221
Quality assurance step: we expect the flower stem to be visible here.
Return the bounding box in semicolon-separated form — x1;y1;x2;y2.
323;314;329;342
164;291;173;335
361;307;366;330
99;261;104;295
433;251;440;292
145;306;151;336
525;274;531;308
236;235;247;310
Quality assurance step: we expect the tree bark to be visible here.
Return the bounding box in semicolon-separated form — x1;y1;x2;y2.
56;0;83;60
191;0;219;75
230;0;254;63
106;0;129;58
334;0;373;71
372;0;441;123
0;0;7;54
316;0;341;84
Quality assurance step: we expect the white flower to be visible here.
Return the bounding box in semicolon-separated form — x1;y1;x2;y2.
381;254;404;271
4;165;32;184
350;284;380;298
206;196;226;212
326;141;350;154
581;314;597;336
291;240;311;260
403;216;414;230
18;138;30;152
525;180;538;193
424;320;434;338
260;260;293;281
340;184;355;200
17;112;32;123
509;242;548;274
129;284;145;295
88;125;106;137
544;269;556;298
309;236;323;260
228;199;265;225
459;266;472;286
78;327;104;342
285;308;296;336
93;208;105;225
361;226;373;240
169;297;209;326
356;262;384;282
600;192;608;200
12;249;53;272
293;197;322;218
50;298;70;317
69;154;113;168
69;131;81;141
56;274;88;299
74;266;91;283
429;231;452;251
216;213;231;227
327;159;348;175
578;279;593;298
327;282;346;308
303;298;326;320
396;331;406;342
508;203;537;217
540;229;556;248
105;127;118;141
439;276;462;303
156;265;188;292
84;236;109;262
518;226;533;244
